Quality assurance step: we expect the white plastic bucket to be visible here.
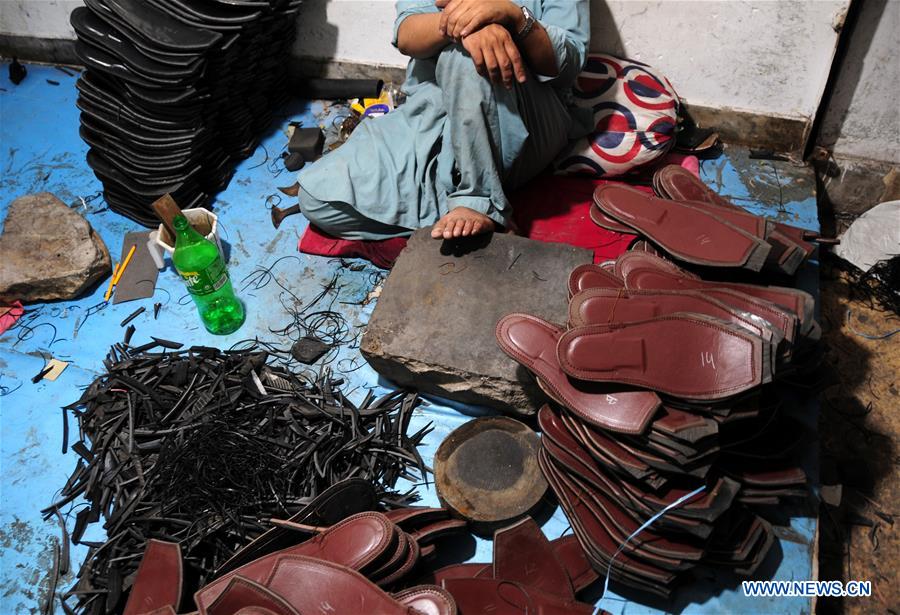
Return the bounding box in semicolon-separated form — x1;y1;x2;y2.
147;208;223;269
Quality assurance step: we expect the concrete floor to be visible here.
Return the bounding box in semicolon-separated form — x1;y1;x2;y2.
1;62;822;614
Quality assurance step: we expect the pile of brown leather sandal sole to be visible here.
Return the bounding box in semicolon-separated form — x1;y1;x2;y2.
590;165;825;275
419;517;609;614
124;511;613;615
123;508;467;615
496;245;818;598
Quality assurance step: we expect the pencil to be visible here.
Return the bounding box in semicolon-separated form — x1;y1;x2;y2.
113;244;137;287
104;262;121;302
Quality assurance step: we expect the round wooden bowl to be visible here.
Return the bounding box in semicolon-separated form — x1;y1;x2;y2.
434;416;547;527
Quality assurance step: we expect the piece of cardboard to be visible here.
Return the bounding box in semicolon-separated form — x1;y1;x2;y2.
113;231;159;304
42;359;69;381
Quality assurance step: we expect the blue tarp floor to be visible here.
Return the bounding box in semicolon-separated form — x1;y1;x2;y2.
1;62;819;614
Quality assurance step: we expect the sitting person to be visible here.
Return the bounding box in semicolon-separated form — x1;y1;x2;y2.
296;0;592;241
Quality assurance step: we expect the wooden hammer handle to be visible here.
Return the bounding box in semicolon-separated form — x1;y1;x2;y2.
152;193;183;238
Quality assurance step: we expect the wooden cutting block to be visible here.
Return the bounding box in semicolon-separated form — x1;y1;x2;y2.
361;228;591;414
434;417;547;532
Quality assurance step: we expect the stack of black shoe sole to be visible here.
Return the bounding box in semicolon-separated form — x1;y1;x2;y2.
71;0;300;225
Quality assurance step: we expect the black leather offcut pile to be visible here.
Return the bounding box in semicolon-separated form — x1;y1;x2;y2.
42;339;430;614
70;0;300;225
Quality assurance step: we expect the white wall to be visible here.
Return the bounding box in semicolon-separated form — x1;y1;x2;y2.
292;0;849;122
818;0;900;164
2;0;850;125
590;0;847;120
0;1;80;39
293;0;403;68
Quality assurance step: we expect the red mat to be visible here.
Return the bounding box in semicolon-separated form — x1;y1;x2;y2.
298;155;699;268
297;230;408;270
510;175;637;263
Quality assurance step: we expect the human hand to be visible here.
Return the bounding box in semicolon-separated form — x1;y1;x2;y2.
435;0;520;40
461;24;527;89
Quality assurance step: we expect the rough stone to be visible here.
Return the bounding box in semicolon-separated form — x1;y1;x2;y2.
361;229;592;415
821;156;900;219
0;192;111;303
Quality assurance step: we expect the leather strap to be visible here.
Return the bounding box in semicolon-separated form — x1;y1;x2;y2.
418;531;599;594
493;518;575;600
442;578;594;615
214;478;378;576
392;586;458;615
265;556;450;615
206;577;299;615
123;540;182;615
197;513;396;611
382;507;448;528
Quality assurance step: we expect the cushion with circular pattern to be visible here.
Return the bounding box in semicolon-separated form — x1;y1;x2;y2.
555;53;680;178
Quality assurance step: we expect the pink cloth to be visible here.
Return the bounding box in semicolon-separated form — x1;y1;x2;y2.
660;152;701;176
0;301;24;335
298;228;408;269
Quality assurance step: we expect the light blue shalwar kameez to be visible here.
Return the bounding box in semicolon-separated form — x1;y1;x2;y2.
296;1;592;240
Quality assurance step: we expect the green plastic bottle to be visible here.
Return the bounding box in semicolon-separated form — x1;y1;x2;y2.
172;214;245;335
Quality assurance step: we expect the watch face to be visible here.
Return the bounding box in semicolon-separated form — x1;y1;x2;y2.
520;5;535;34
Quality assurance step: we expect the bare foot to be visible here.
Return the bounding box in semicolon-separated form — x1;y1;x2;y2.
278;182;301;197
431;207;496;240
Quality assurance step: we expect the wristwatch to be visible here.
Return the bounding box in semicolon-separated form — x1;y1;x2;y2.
515;5;535;42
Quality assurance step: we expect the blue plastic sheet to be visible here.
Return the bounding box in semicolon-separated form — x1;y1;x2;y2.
1;63;819;614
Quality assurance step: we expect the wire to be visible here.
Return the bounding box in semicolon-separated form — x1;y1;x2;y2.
846;309;900;340
596;485;706;611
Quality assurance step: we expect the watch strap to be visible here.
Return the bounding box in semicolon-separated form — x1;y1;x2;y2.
515;6;535;41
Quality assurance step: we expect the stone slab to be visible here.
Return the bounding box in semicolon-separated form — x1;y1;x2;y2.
0;192;111;303
361;229;592;414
